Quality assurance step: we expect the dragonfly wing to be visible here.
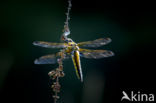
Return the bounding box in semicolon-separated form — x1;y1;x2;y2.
34;54;58;64
77;38;112;48
79;48;114;59
33;41;67;48
34;52;70;64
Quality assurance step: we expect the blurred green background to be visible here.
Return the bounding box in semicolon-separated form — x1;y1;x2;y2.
0;0;156;103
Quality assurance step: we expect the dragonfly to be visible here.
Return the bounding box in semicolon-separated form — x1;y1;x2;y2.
33;34;114;82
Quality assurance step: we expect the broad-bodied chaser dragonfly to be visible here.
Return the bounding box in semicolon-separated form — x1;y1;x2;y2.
33;35;114;82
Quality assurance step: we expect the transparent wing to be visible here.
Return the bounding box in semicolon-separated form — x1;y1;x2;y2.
33;41;67;48
77;38;111;48
34;53;70;64
79;48;114;59
34;54;58;64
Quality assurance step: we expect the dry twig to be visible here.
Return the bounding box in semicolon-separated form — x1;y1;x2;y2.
48;1;72;102
48;51;65;103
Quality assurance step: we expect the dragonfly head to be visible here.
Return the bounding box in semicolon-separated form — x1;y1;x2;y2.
66;38;73;43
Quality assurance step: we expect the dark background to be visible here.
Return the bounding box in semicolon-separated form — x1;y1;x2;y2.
0;0;155;103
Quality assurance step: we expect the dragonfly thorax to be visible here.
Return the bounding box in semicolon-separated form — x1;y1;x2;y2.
64;41;79;54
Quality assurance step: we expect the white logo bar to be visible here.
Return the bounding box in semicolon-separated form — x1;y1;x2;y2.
121;91;154;102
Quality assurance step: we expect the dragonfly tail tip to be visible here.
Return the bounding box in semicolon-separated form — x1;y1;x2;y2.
80;77;83;82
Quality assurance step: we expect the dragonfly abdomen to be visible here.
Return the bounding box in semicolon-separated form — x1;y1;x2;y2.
71;50;83;82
